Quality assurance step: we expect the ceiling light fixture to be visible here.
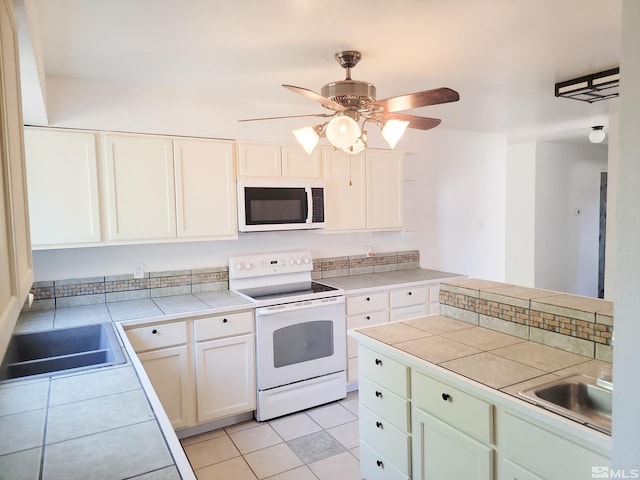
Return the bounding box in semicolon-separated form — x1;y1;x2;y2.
555;68;620;103
589;126;606;144
292;126;321;155
324;115;361;149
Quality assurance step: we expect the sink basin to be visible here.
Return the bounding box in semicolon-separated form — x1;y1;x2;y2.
518;374;612;434
0;322;126;381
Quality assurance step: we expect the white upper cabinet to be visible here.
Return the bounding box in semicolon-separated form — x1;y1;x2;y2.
323;148;403;232
24;127;102;248
322;149;367;231
237;141;322;178
366;150;404;230
102;133;177;243
173;138;237;240
0;0;33;359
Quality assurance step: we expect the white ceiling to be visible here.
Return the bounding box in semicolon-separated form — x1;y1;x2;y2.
16;0;622;143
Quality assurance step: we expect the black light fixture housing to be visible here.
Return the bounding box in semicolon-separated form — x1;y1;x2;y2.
555;68;620;103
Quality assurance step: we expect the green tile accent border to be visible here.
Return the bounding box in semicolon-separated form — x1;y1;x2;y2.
439;279;614;361
25;250;420;310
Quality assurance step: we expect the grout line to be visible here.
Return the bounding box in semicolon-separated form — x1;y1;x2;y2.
38;378;52;480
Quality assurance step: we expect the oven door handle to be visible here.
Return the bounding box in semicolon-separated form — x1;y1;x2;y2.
256;296;345;316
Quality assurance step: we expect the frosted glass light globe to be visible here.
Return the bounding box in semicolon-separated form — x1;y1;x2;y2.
326;116;361;149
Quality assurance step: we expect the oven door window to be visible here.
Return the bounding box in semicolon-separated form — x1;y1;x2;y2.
272;320;334;367
245;187;307;225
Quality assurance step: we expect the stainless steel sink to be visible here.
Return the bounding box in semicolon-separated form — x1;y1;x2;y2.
518;374;612;434
0;322;126;381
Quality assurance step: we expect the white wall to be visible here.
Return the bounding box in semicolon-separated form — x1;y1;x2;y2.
29;77;509;282
612;0;640;468
534;142;607;297
505;143;536;286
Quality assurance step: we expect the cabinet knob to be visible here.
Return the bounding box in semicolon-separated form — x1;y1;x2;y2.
375;358;382;366
222;318;228;323
375;421;383;429
442;393;450;401
366;315;371;320
375;391;382;398
376;460;384;468
408;291;412;295
366;297;371;301
151;329;158;334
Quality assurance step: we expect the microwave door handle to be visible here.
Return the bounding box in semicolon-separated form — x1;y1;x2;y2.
305;187;312;223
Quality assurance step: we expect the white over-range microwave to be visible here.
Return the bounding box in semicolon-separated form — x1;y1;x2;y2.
237;179;326;232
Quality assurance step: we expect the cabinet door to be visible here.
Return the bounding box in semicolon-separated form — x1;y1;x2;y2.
0;0;33;359
24;128;102;248
174;138;237;239
366;150;403;230
322;149;366;231
281;145;322;178
236;142;281;177
138;345;191;429
195;334;256;422
502;459;545;480
102;133;176;242
412;408;493;480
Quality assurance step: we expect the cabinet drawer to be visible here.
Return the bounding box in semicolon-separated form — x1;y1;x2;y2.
413;370;493;443
359;376;410;431
346;310;389;358
390;286;427;309
194;311;253;342
359;346;409;397
360;441;409;480
389;304;428;322
360;405;411;475
126;321;187;352
346;292;388;315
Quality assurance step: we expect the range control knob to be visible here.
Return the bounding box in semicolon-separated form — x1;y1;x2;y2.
296;258;302;265
244;262;253;271
303;257;311;264
235;262;244;271
289;258;295;265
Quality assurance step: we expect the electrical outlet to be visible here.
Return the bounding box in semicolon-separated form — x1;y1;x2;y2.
366;246;374;257
134;264;145;279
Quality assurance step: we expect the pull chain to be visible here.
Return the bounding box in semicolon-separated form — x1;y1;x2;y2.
349;156;352;186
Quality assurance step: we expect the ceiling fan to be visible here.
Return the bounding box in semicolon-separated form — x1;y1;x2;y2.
239;50;460;154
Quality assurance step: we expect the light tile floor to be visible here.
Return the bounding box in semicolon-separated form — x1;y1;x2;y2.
181;391;362;480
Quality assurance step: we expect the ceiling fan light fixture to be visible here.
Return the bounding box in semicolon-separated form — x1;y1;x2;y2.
293;126;320;154
381;119;410;149
589;126;606;144
343;132;367;155
325;115;361;149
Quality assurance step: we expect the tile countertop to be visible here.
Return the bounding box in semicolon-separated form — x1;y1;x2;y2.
349;314;613;443
317;268;464;293
0;290;254;480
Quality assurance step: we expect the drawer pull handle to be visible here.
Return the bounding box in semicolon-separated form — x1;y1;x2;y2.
375;421;383;429
376;460;384;468
222;318;228;323
151;329;158;334
375;391;382;398
442;393;450;401
375;358;382;366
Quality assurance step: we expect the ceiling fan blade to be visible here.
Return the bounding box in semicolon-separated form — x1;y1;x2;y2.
238;113;335;122
283;84;347;112
383;113;442;130
373;87;460;113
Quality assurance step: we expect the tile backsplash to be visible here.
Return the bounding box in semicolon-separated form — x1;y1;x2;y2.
27;250;420;310
439;279;614;362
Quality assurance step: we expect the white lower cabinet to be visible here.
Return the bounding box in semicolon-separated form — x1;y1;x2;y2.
412;409;493;480
195;334;255;422
138;345;191;429
125;309;255;431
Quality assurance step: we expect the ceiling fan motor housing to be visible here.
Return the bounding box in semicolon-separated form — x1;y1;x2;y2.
321;80;376;110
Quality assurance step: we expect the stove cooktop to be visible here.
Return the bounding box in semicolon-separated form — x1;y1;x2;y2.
237;281;339;303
